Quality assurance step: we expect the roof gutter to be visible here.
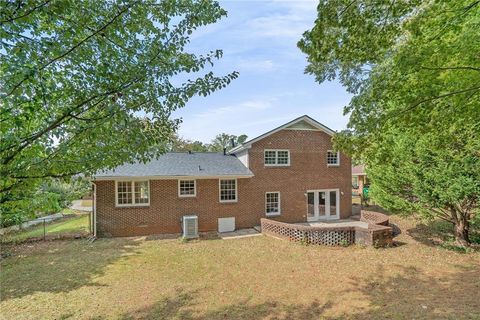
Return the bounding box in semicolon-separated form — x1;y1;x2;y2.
92;174;255;181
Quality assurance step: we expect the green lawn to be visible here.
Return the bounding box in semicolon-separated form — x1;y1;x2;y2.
1;214;89;243
1;214;479;320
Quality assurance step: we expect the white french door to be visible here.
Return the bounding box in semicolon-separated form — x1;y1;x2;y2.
306;189;339;221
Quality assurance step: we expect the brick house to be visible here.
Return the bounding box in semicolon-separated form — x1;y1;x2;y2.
352;165;368;196
92;115;352;237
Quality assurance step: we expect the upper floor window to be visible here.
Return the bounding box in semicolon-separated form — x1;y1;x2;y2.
179;180;196;197
219;179;237;202
327;151;340;166
264;149;290;166
265;192;281;216
116;180;150;206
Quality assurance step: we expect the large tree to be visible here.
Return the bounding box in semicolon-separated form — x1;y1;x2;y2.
299;0;480;246
0;0;237;222
209;133;247;152
167;133;209;152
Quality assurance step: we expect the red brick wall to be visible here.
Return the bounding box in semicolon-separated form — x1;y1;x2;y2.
95;129;352;237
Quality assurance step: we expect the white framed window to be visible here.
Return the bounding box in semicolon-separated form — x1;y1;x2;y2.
178;179;196;197
265;192;280;216
115;180;150;207
264;149;290;166
219;179;237;203
327;150;340;166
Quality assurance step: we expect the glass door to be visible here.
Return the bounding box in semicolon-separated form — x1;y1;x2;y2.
307;192;315;220
306;190;339;221
317;191;327;218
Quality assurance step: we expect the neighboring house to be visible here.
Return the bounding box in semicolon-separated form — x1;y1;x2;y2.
352;165;368;196
92;115;352;237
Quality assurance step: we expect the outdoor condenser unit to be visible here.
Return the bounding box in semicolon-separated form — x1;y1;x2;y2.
182;215;198;239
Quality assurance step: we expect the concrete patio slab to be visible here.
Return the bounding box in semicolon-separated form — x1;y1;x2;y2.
218;228;262;240
298;219;369;229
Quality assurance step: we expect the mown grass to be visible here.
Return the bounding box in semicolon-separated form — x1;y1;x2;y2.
1;214;479;320
1;214;89;243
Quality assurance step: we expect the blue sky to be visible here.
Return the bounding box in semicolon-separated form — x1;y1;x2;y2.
172;0;352;143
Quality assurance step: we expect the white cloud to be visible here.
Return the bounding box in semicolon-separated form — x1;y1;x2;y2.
236;59;277;72
194;98;275;119
175;97;278;141
243;0;317;39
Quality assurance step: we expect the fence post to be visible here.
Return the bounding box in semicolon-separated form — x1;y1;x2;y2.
43;218;46;241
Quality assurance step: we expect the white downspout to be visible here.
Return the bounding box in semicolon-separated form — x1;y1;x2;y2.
91;181;97;237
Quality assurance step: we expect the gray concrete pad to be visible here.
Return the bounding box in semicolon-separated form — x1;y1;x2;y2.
218;228;262;240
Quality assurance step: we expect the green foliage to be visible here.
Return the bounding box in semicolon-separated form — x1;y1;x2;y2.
209;133;248;152
168;132;248;152
167;133;210;152
40;178;91;208
299;1;480;245
0;0;237;220
0;1;236;184
0;177;90;227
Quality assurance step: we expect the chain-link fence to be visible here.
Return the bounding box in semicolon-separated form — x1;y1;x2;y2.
0;211;91;244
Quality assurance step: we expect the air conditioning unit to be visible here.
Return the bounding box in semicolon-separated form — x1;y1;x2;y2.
182;215;198;239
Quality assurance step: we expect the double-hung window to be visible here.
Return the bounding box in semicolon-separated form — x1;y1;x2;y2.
327;151;340;166
264;150;290;166
116;181;149;206
178;180;196;197
219;179;237;202
265;192;280;216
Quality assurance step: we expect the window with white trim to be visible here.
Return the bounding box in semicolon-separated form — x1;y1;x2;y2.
265;192;280;216
179;180;196;197
219;179;237;202
264;150;290;166
116;181;149;206
327;151;339;166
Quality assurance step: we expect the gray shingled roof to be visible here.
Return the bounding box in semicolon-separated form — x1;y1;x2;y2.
94;152;253;179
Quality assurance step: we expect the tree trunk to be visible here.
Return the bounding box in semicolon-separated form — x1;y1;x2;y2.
453;219;470;247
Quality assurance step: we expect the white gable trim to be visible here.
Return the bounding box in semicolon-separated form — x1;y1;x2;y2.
229;115;335;154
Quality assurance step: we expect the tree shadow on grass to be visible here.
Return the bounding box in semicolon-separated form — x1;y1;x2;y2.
102;261;480;320
113;289;333;320
0;238;143;301
345;264;480;319
406;219;480;251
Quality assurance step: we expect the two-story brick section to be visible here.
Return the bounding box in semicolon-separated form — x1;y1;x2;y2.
92;115;352;237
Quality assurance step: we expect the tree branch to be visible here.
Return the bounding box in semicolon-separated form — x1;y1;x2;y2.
0;0;51;24
339;0;357;17
421;66;480;72
384;85;480;123
5;2;134;97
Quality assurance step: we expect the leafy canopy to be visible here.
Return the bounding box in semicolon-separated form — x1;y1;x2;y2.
0;0;237;222
209;133;248;152
1;0;237;183
167;132;248;152
299;0;480;244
